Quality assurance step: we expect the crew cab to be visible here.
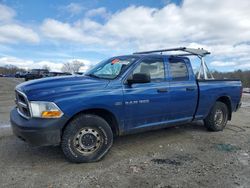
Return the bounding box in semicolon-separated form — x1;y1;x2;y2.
10;48;242;163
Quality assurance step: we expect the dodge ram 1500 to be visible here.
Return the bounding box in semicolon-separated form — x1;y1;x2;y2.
11;47;242;163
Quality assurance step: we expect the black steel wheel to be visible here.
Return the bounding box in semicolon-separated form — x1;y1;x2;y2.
61;114;113;163
204;101;228;131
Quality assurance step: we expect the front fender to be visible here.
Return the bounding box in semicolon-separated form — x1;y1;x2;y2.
55;90;124;128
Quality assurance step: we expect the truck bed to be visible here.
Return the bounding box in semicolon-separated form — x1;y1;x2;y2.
195;79;242;120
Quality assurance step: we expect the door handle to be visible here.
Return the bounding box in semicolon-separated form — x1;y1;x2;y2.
157;88;168;93
186;87;195;91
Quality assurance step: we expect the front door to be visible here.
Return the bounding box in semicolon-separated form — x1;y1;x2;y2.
123;57;170;131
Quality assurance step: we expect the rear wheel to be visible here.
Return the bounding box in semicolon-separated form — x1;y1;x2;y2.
61;114;113;163
204;101;228;131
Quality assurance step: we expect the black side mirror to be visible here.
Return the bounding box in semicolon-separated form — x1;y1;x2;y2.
127;73;151;85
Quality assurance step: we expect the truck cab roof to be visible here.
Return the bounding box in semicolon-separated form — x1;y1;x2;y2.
116;54;190;61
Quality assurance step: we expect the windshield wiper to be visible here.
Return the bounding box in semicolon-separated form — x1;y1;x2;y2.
86;73;101;79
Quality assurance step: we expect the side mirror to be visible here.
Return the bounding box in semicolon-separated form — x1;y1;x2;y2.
127;73;151;85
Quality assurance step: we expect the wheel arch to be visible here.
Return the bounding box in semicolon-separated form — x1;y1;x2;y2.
62;108;120;137
216;96;232;120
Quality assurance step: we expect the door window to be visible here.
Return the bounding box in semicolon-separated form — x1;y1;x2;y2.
132;58;165;82
169;60;189;81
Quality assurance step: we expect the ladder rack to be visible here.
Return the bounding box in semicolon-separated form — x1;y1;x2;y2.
133;47;213;80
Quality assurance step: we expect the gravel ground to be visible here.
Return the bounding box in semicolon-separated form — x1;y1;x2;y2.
0;77;250;188
0;77;23;126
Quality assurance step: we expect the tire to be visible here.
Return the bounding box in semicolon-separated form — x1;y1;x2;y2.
61;114;113;163
204;101;229;131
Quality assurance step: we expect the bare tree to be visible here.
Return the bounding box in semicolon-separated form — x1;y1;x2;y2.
61;60;85;73
61;62;71;73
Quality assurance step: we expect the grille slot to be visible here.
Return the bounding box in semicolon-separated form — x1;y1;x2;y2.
15;90;31;118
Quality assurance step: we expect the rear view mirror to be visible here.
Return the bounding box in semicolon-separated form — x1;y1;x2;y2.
127;73;151;84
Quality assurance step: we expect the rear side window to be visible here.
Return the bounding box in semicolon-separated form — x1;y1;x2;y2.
169;60;189;81
133;58;165;82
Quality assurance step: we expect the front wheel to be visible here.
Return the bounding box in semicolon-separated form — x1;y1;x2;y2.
61;114;113;163
204;101;228;131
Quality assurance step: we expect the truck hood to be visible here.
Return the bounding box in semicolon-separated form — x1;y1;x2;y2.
16;76;110;101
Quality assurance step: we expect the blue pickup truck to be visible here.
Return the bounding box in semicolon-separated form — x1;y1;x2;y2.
11;48;242;163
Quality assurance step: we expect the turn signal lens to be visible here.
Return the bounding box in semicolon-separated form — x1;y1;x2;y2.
41;111;62;118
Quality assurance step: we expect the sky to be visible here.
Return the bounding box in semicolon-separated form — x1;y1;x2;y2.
0;0;250;72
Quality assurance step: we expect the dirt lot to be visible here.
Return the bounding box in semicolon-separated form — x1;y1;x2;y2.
0;77;23;126
0;77;250;188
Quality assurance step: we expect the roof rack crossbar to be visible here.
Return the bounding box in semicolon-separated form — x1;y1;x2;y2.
133;47;186;54
133;47;210;57
169;53;196;57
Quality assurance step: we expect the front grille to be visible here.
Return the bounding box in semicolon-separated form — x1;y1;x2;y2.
15;90;31;118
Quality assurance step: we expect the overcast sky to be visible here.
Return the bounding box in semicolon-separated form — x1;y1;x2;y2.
0;0;250;72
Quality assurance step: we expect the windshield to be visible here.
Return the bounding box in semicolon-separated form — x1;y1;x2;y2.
85;56;138;79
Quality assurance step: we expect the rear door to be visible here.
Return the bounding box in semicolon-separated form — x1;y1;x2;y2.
123;57;170;130
167;57;198;121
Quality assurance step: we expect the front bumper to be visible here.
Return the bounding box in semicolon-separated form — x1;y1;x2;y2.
10;108;69;146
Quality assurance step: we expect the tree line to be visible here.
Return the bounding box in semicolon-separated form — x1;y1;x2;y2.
0;65;25;75
212;70;250;87
0;60;85;75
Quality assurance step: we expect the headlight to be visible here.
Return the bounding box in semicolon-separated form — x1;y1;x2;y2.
30;101;63;118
